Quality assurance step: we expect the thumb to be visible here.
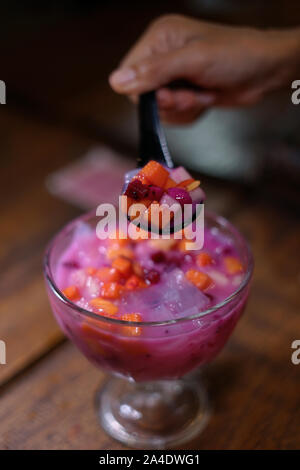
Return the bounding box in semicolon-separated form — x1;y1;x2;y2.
109;45;204;94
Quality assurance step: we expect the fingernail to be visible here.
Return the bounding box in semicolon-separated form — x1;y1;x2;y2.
110;68;136;86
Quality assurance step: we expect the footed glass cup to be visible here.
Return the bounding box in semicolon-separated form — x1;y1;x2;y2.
44;211;253;448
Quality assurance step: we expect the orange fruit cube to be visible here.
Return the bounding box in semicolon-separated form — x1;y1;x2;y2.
101;282;124;299
185;269;213;291
121;313;142;337
176;178;195;188
164;177;177;189
89;298;118;316
96;267;122;282
125;274;147;290
62;285;80;301
186;180;200;191
224;256;243;274
133;173;151;185
132;261;144;277
139;161;169;187
107;247;134;261
85;266;97;276
196;252;213;267
112;256;132;277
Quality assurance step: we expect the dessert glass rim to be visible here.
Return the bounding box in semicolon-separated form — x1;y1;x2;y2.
43;209;254;327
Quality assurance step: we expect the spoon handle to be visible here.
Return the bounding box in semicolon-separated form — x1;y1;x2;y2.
138;91;174;169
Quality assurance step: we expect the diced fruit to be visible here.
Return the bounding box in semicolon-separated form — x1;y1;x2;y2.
164;177;177;189
112;256;132;277
62;285;80;301
101;282;124;299
85;266;97;276
108;229;128;247
176;178;195;188
107;247;134;261
121;313;142;337
124;179;149;201
133;173;151;185
178;239;197;251
151;251;166;263
89;298;118;316
132;261;144;277
144;269;160;284
224;256;243;274
185;269;213;290
96;267;122;282
81;319;114;346
186;180;200;191
171;166;192;184
196;252;213;267
178;239;189;252
147;185;164;201
189;186;205;203
139;161;169;187
125;274;147;290
167;187;192;206
149;239;177;251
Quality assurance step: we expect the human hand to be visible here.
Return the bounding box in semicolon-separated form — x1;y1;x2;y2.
109;15;300;124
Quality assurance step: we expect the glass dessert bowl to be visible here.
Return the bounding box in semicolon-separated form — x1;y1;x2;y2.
44;210;253;448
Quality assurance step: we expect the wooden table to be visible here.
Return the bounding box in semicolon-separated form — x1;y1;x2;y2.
0;5;299;450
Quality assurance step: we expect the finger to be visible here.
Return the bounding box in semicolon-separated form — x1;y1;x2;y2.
109;43;206;95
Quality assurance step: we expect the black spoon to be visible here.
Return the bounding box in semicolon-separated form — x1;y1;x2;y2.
123;90;203;235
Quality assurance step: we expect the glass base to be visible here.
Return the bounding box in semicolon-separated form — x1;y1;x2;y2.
97;375;210;449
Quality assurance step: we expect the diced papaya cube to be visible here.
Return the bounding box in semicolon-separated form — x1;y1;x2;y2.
139;161;169;187
178;239;198;252
132;261;144;277
107;247;134;261
125;275;147;291
118;339;148;355
186;180;200;191
108;229;129;248
128;199;152;223
121;313;142;337
196;252;213;267
176;178;195;188
112;256;132;277
149;238;177;251
164;177;177;189
85;266;97;276
96;267;122;282
101;282;124;299
62;285;80;301
185;269;213;290
84;336;111;357
89;298;118;316
133;173;151;185
224;256;243;275
81;317;114;341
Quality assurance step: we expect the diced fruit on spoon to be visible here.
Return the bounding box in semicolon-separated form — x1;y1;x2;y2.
121;91;205;234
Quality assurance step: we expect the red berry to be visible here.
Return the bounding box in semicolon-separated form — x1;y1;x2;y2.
125;180;149;201
151;251;166;263
144;269;160;284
